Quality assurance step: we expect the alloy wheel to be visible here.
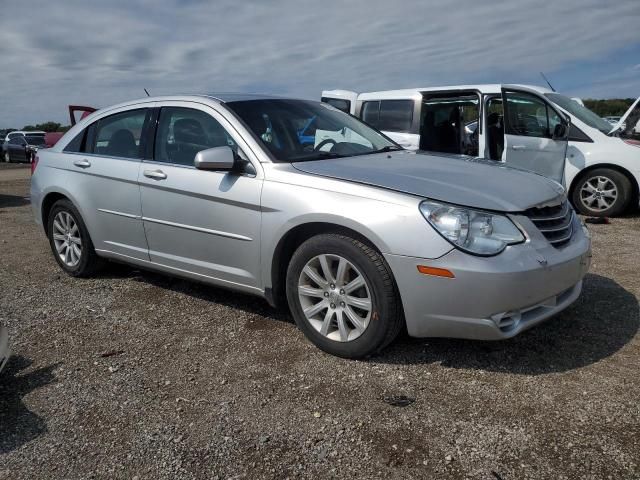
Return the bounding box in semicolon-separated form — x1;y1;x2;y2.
52;211;83;267
297;254;372;342
579;176;618;212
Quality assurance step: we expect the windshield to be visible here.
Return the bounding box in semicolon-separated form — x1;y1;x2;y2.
226;99;399;162
545;93;613;134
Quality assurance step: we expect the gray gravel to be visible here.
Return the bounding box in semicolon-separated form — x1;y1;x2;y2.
1;164;639;479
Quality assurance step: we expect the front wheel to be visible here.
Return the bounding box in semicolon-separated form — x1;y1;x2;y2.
572;168;632;217
286;233;403;358
4;152;10;163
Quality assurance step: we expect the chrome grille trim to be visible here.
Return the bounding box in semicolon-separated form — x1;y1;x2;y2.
525;201;574;248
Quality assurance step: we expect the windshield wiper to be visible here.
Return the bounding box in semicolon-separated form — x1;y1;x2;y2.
288;151;345;162
369;145;404;154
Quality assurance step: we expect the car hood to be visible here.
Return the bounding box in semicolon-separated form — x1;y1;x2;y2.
291;151;565;212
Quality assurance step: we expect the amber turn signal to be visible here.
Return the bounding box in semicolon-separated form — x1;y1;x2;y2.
416;265;455;278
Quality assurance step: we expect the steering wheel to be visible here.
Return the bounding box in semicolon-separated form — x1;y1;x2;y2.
314;138;337;152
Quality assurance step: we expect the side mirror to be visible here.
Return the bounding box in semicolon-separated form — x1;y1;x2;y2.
552;123;568;140
194;146;235;171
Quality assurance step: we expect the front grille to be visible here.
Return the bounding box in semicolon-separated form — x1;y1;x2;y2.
525;201;574;248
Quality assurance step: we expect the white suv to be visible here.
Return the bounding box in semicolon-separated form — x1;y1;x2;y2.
322;85;640;217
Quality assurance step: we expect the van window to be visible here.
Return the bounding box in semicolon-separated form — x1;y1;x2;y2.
361;101;380;127
378;100;413;132
321;97;351;113
420;94;479;156
504;91;558;138
93;109;148;159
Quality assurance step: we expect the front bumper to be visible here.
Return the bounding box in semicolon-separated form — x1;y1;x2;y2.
385;218;591;340
0;326;10;374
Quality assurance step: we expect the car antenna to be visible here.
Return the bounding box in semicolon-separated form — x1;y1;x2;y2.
144;88;150;97
539;72;556;92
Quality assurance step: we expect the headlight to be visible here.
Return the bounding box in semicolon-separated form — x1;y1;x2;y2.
419;200;524;256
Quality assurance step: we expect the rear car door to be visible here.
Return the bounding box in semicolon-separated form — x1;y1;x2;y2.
502;88;569;184
62;105;152;260
9;136;27;162
138;102;263;290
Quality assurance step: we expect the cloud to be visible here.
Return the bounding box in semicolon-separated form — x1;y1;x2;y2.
1;0;639;126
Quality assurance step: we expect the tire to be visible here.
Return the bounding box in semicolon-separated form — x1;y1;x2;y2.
47;199;103;277
286;233;403;358
571;168;632;217
4;151;10;163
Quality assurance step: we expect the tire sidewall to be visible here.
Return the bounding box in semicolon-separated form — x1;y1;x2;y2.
572;169;630;217
286;235;393;358
47;200;93;276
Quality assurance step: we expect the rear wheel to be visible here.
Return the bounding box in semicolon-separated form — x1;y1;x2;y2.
572;168;632;217
286;233;402;358
4;152;10;163
47;199;103;277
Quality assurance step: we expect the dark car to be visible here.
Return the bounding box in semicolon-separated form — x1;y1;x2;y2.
3;134;46;163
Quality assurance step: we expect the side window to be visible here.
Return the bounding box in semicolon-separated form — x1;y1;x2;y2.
321;97;351;113
63;130;86;153
504;91;556;138
154;107;236;166
361;101;380;128
93;109;148;159
378;100;414;132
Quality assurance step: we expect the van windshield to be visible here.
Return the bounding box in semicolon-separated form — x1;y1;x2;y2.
545;93;613;134
226;99;399;162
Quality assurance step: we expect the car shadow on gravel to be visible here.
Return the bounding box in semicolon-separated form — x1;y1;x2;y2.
96;263;293;325
0;355;60;454
0;193;30;208
377;273;639;375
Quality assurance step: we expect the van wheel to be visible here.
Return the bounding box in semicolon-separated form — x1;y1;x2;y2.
286;233;403;358
572;168;632;217
47;199;103;277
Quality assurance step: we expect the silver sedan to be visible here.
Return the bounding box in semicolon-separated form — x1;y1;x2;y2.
30;94;591;358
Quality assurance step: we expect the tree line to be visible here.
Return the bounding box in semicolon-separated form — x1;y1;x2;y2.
582;98;635;117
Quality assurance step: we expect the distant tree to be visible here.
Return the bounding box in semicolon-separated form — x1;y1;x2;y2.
582;98;635;117
21;121;70;132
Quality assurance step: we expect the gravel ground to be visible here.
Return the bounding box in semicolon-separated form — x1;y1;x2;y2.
0;163;639;479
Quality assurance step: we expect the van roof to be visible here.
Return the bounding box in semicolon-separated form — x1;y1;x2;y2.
325;84;553;101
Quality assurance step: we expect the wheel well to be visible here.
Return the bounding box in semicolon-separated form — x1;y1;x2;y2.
569;164;639;205
41;192;69;235
268;223;382;308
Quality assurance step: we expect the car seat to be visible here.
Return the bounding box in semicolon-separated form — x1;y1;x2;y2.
106;129;137;158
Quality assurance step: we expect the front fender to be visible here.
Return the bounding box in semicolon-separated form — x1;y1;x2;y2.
259;178;453;290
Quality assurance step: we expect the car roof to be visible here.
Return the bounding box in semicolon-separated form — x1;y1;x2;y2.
88;93;299;116
356;84;553;100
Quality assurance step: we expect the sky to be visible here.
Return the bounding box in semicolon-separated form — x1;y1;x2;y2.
1;0;639;127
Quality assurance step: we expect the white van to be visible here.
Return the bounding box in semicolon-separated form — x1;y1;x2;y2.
322;85;640;217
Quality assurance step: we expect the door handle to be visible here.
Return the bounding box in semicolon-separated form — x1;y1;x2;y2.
143;169;167;180
511;145;526;151
73;159;91;168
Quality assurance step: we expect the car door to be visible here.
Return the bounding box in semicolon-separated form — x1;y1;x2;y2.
61;105;152;260
138;102;263;290
502;88;569;184
10;136;27;162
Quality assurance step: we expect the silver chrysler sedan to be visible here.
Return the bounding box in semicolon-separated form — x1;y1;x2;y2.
30;94;591;358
